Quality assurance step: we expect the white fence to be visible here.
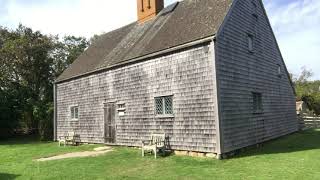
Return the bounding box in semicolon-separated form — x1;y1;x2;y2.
299;116;320;129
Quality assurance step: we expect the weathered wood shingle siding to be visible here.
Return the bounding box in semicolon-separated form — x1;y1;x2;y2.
57;44;218;153
215;0;298;153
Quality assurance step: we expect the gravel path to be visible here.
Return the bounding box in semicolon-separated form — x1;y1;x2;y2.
36;146;112;161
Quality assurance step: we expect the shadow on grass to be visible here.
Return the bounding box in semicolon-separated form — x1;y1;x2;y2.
2;130;320;161
234;129;320;159
0;173;20;180
0;135;46;146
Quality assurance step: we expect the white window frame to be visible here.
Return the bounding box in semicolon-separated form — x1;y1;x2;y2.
70;105;79;121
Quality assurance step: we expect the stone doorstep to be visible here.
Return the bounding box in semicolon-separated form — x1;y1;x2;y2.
174;150;217;158
174;150;189;156
205;153;217;158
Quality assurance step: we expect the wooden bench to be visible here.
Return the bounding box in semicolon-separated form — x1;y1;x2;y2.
58;132;79;146
141;133;166;159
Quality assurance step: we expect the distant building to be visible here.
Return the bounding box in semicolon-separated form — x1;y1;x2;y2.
296;101;307;115
54;0;298;157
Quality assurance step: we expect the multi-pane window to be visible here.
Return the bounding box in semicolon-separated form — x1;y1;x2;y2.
155;97;163;114
70;106;79;120
252;92;263;113
155;96;173;115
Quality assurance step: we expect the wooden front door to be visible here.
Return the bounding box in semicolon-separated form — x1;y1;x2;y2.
104;103;116;144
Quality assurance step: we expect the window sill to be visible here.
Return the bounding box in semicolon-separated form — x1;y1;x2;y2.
69;119;79;122
155;114;175;119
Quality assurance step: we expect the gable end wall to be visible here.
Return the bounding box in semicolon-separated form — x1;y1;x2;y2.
215;0;298;153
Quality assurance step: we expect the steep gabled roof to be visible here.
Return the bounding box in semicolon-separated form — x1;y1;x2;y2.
56;0;233;82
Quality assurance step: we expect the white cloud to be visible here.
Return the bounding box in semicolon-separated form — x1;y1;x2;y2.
264;0;320;80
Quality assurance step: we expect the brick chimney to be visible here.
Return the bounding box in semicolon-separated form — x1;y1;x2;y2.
137;0;164;24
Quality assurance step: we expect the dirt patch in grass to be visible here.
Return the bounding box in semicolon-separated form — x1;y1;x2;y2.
36;146;112;161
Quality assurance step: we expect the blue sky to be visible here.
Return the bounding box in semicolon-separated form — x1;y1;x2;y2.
0;0;319;80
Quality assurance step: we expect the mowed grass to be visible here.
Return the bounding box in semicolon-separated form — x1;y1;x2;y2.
1;130;320;180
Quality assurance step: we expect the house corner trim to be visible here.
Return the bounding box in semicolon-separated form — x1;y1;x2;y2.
210;40;222;155
53;83;57;141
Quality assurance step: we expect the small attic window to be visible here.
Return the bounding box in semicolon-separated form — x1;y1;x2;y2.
251;0;258;17
277;64;282;78
252;12;258;19
247;34;254;53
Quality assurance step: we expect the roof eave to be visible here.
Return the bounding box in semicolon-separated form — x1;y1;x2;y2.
55;34;216;84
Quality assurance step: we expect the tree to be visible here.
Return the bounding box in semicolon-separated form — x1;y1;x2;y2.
293;67;316;100
52;36;89;78
293;66;313;84
0;25;56;137
302;94;320;116
293;67;320;116
0;25;89;140
90;34;100;44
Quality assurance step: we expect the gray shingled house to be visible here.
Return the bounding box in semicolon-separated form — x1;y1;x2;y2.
54;0;298;158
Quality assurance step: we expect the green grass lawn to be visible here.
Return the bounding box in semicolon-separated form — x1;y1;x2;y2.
1;130;320;180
